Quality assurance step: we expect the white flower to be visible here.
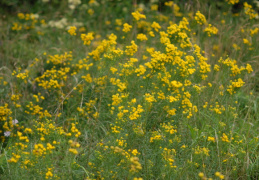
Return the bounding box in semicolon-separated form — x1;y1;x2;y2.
68;0;81;6
3;119;18;137
254;0;259;8
12;119;19;125
69;4;76;10
4;131;11;137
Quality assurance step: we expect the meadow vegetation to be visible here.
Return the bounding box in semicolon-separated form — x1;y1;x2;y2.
0;0;259;179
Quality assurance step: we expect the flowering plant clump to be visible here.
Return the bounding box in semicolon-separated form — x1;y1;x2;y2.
0;0;258;179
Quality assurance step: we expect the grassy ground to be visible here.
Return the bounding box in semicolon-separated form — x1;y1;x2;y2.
0;0;259;179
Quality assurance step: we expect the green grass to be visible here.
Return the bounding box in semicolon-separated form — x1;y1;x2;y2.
0;0;259;179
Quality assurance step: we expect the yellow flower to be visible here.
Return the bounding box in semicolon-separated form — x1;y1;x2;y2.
165;1;174;7
132;149;139;156
221;133;230;142
137;33;148;41
244;2;258;19
132;11;146;21
151;4;158;11
68;26;77;36
144;93;156;103
45;168;53;179
232;43;240;50
133;178;143;180
243;38;251;46
88;9;94;15
194;11;206;25
250;27;259;36
215;172;221;176
226;0;239;5
125;40;138;56
122;23;132;32
151;21;161;32
246;64;253;73
198;172;204;178
17;13;25;19
204;24;218;36
81;32;94;45
207;136;215;142
69;148;78;155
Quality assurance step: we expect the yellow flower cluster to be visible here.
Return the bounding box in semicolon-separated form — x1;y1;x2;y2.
162;148;177;168
70;123;81;137
45;168;53;179
132;11;146;21
194;11;207;25
244;2;258;19
8;153;21;163
129;105;144;120
161;122;177;135
250;27;259;36
122;23;132;32
68;26;77;35
209;102;226;114
227;78;245;94
218;57;252;76
226;0;239;4
81;32;94;45
2;1;257;178
125;40;138;56
215;172;225;179
11;22;22;31
144;93;156;103
150;131;163;142
12;13;41;31
194;146;210;156
204;24;218;36
129;157;142;172
221;133;230;142
151;21;161;32
0;104;14;142
137;33;148;41
207;136;216;142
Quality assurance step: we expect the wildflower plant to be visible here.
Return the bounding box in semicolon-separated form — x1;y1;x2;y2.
0;0;258;179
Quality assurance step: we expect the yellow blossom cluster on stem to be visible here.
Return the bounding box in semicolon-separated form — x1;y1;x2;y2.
1;0;257;179
12;13;41;31
81;32;94;45
68;26;77;35
132;11;146;21
194;11;207;25
204;24;218;36
244;2;258;19
226;0;239;4
122;23;132;32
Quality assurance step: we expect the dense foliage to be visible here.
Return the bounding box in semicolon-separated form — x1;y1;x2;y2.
0;0;258;179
